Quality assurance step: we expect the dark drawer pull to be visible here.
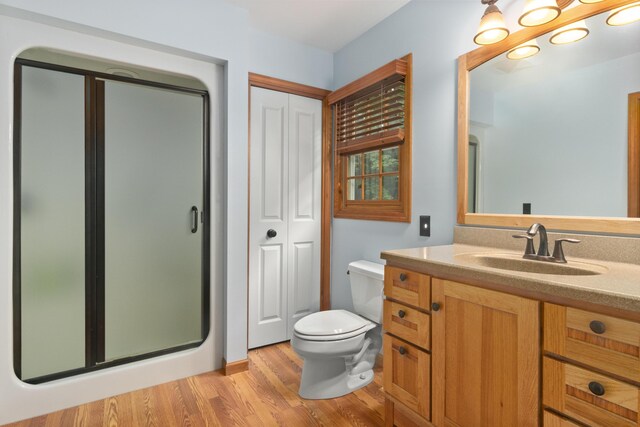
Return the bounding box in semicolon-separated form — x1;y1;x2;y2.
431;302;441;312
588;381;605;396
399;273;408;281
398;310;406;318
589;320;606;334
398;346;407;355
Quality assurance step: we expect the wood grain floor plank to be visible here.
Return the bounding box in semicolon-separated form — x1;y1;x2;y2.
5;342;385;427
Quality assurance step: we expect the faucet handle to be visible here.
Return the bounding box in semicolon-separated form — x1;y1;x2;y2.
552;238;580;263
513;234;535;256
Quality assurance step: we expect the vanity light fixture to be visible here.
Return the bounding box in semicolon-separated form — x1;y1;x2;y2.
519;0;562;27
549;19;589;44
507;38;541;59
474;0;510;45
606;1;640;26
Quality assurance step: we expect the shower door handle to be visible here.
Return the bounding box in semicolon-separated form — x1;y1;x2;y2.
191;206;199;233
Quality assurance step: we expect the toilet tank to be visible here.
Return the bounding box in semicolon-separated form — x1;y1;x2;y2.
348;260;385;323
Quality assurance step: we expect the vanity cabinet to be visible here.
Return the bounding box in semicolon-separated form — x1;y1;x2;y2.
543;303;640;427
382;266;539;427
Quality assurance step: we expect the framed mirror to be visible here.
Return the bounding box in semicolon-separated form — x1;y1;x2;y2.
457;0;640;234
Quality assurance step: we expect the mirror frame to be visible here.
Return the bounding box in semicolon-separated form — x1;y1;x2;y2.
457;0;640;235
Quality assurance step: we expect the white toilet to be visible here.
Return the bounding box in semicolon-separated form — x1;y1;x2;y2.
291;260;384;399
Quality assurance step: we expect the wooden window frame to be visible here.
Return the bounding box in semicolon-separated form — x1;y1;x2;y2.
330;54;412;222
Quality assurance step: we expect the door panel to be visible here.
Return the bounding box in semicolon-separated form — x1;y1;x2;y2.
103;80;204;361
259;244;285;323
262;106;286;220
19;66;86;380
286;94;322;336
249;88;289;348
291;242;314;318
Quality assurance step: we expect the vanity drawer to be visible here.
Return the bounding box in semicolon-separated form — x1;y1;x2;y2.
544;303;640;382
384;266;430;310
383;334;430;421
543;411;582;427
543;357;640;427
383;300;430;350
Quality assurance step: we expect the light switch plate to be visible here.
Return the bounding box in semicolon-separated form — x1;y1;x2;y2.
420;215;430;237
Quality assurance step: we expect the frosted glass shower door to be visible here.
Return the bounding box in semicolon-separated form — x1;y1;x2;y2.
19;66;86;380
103;81;204;361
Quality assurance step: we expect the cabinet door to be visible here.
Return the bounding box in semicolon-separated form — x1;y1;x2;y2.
431;279;539;427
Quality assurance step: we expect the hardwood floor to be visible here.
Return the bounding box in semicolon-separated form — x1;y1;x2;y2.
7;342;385;427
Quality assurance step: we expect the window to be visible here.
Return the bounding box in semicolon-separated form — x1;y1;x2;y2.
329;54;412;222
346;147;399;201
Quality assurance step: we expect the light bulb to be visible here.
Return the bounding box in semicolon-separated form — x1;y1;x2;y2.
507;39;541;60
519;0;561;27
474;4;510;45
607;2;640;26
549;20;589;44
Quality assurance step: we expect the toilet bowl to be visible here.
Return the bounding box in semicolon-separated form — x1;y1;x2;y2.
291;260;384;399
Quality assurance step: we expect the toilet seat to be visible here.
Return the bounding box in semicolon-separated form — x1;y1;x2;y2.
294;309;374;342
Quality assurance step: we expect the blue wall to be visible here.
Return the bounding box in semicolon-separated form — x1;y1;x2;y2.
331;1;480;309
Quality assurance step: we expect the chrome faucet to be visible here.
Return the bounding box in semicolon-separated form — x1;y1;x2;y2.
527;223;549;257
513;223;580;264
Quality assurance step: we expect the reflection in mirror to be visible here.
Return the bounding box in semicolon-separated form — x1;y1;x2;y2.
468;10;640;217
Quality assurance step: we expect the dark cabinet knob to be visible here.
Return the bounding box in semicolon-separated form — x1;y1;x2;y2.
431;302;441;312
398;346;407;355
398;310;406;318
399;273;408;281
588;381;605;396
589;320;606;335
266;229;277;238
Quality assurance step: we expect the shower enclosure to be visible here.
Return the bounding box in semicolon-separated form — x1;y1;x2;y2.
13;59;210;383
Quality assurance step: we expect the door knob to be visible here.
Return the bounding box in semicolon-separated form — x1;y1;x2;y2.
267;229;277;238
431;302;441;312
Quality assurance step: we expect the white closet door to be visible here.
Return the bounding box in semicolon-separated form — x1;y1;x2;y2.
286;94;322;337
249;87;290;348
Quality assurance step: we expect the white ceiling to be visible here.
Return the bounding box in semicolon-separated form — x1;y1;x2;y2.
225;0;411;52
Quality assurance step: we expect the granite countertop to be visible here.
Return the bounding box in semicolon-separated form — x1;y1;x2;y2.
381;244;640;313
